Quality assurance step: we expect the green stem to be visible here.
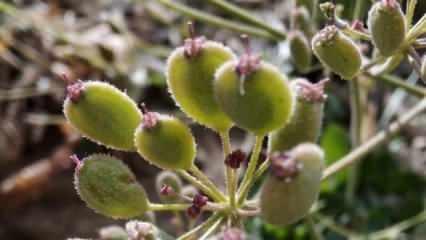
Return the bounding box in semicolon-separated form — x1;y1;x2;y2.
313;213;359;238
345;79;363;204
352;0;365;21
307;215;325;240
157;0;279;40
205;0;286;39
372;74;426;97
177;213;222;240
220;131;237;208
407;13;426;42
253;158;270;181
190;165;227;202
237;135;264;205
199;217;223;240
322;98;426;180
406;0;418;28
177;170;225;202
149;203;190;211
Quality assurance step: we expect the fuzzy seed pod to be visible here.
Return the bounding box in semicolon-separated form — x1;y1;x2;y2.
74;154;149;219
368;0;406;57
289;31;312;73
260;144;325;226
312;26;362;80
64;81;142;151
214;58;294;136
155;171;183;203
134;113;196;170
268;79;326;153
167;40;236;132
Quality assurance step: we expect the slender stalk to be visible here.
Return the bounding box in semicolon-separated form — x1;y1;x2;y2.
371;74;426;97
408;47;426;83
177;170;226;202
237;135;264;205
407;13;426;42
345;79;363;204
157;0;279;40
322;98;426;180
341;26;371;41
307;215;325;240
352;0;365;21
220;131;237;208
177;213;222;240
313;213;359;238
199;217;223;240
149;203;190;211
406;0;418;28
253;158;270;181
190;165;227;202
205;0;286;39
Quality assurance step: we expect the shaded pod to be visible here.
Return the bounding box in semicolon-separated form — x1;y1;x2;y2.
289;31;312;73
166;23;236;132
74;154;149;219
260;144;325;226
214;37;294;136
155;171;183;203
312;26;362;80
368;0;406;57
64;81;142;151
268;79;326;153
291;7;314;38
134;109;196;170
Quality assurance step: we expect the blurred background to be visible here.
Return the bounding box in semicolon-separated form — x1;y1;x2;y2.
0;0;426;239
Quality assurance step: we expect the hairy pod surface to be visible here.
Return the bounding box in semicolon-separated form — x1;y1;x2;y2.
155;171;183;203
75;154;149;219
289;31;312;73
214;61;294;136
368;0;406;57
64;81;142;151
166;41;236;132
134;114;196;170
312;26;362;80
260;144;325;226
268;79;325;153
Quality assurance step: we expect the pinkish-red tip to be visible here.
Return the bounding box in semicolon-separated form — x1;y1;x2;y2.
183;22;206;58
295;78;329;102
140;103;159;129
70;154;83;171
66;80;85;103
382;0;396;8
236;35;261;77
160;184;174;196
270;152;300;181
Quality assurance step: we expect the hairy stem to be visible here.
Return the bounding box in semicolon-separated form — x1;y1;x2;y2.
190;165;227;202
322;98;426;180
237;135;264;205
149;203;190;211
371;74;426;97
177;170;226;202
406;0;418;28
157;0;279;40
220;131;237;209
177;213;222;240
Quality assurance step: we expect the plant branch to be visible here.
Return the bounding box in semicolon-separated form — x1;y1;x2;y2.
189;165;227;202
205;0;286;39
369;73;426;98
177;213;222;240
322;98;426;180
406;0;418;28
177;170;226;202
149;203;190;211
220;131;237;208
157;0;280;40
237;135;264;205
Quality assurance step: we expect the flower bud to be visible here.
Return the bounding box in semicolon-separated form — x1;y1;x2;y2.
134;113;196;170
289;31;312;73
214;47;294;135
98;225;128;240
64;81;142;151
74;154;149;219
155;171;182;203
368;0;406;57
260;144;324;226
126;221;156;240
312;26;362;80
268;79;326;152
167;37;236;132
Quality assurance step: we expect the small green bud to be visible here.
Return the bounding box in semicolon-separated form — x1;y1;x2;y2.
166;24;236;132
291;7;314;38
74;154;149;219
312;26;362;80
260;143;325;226
134;110;196;170
269;79;326;153
368;0;406;57
214;39;294;136
289;31;312;73
156;171;183;203
64;81;142;151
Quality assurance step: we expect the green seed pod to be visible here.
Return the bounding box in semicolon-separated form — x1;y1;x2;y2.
214;50;294;136
155;171;183;203
260;143;325;227
166;37;236;132
134;111;196;170
268;79;326;153
64;81;142;151
368;0;406;57
289;31;312;73
312;26;362;80
74;154;149;219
